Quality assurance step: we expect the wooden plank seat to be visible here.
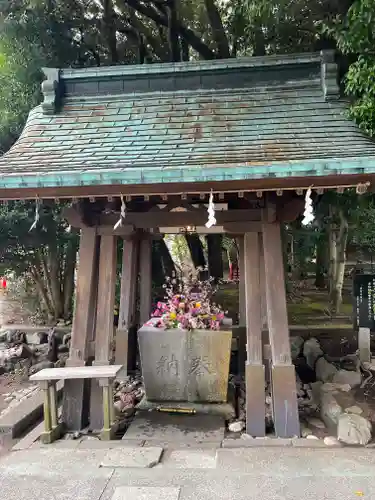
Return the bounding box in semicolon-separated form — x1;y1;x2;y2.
29;365;123;444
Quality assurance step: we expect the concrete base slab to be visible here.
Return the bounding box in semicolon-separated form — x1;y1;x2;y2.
124;412;225;445
137;398;235;419
100;447;163;468
3;445;375;500
161;449;217;469
112;487;180;500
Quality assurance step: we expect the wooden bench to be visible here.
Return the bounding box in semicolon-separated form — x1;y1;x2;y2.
29;365;123;444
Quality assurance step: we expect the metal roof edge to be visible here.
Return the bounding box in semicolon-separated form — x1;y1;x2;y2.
0;155;374;191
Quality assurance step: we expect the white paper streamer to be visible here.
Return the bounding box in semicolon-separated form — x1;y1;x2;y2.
29;198;40;232
205;190;216;228
114;195;126;230
301;187;314;226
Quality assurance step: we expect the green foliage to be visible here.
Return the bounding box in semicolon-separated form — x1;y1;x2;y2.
0;201;78;319
326;0;375;136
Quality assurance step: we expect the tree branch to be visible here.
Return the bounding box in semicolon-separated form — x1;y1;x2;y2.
103;0;119;63
167;0;181;61
204;0;230;58
122;0;216;59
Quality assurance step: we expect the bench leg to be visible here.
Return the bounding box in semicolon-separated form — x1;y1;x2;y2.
109;381;115;425
40;381;62;445
49;383;58;429
100;380;116;441
42;384;52;434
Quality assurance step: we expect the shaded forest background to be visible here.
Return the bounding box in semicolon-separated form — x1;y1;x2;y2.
0;0;375;324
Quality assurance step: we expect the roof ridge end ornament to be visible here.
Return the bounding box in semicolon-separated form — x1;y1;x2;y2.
320;50;339;101
41;68;60;115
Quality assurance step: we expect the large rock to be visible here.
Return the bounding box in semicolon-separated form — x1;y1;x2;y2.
29;360;54;374
337;413;372;445
320;392;343;429
315;357;338;382
290;336;305;361
303;338;324;369
228;421;245;433
323;383;351;393
332;370;362;388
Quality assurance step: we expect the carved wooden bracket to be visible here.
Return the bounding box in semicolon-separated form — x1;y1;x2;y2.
41;68;60;115
321;50;339;101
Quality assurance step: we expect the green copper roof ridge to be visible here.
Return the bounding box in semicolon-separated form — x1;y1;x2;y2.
59;52;326;81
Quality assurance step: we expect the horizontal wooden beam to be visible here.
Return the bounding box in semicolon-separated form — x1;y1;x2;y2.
0;173;371;201
159;222;262;234
64;207;263;230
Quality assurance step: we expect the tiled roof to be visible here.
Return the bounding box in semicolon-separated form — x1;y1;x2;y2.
1;51;375;191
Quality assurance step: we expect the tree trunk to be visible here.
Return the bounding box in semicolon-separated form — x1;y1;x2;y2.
63;240;78;319
206;234;223;281
329;209;348;313
315;230;327;289
103;0;118;63
158;238;176;278
30;266;55;319
47;244;64;319
185;234;206;278
152;240;166;287
328;211;337;296
281;223;291;294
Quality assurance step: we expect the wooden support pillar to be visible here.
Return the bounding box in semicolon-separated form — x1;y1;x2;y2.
90;234;118;431
115;236;139;373
63;228;99;431
244;232;265;437
237;236;246;326
259;233;271;384
262;221;300;438
235;236;246;375
139;236;152;326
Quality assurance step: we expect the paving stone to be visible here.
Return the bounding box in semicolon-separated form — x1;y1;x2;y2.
0;448;111;478
292;438;327;448
161;449;217;468
111;487;180;500
143;440;221;449
78;438;143;450
222;438;292;448
79;439;144;449
100;447;163;468
0;476;110;500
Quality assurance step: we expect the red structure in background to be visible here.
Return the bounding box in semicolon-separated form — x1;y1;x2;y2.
1;277;7;289
229;262;239;281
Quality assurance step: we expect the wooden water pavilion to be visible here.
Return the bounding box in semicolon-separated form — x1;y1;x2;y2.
1;51;375;438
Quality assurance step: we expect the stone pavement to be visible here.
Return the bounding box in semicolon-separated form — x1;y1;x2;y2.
0;439;375;499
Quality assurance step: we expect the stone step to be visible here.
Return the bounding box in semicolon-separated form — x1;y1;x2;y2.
0;380;63;438
111;487;181;500
100;446;163;468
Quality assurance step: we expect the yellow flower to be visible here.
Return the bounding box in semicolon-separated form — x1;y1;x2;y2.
196;302;201;308
170;312;177;319
212;315;217;321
